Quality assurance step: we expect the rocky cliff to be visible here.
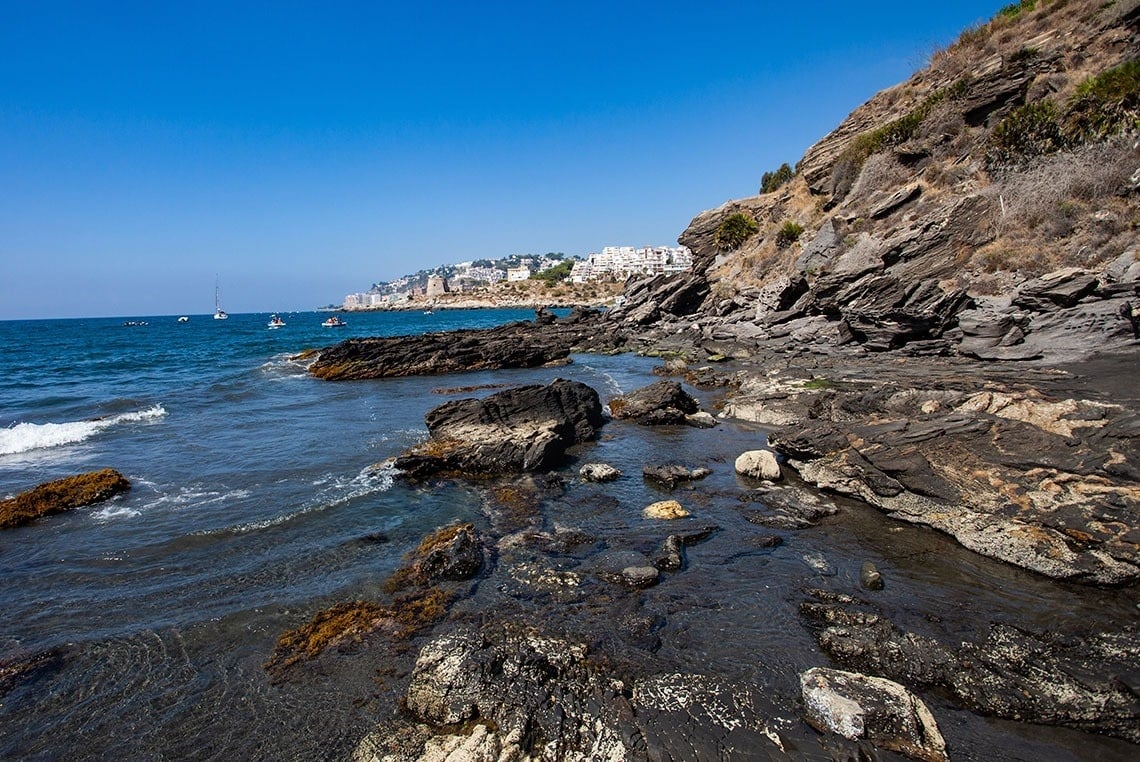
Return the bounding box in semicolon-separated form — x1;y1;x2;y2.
609;0;1140;362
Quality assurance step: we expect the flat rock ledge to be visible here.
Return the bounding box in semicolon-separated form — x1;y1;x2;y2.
725;358;1140;586
0;468;130;529
800;589;1140;744
394;379;605;479
309;310;623;380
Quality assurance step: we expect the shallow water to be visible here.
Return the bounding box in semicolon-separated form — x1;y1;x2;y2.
0;311;1136;760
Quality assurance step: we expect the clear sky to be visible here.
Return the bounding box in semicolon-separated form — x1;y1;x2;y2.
1;1;1004;319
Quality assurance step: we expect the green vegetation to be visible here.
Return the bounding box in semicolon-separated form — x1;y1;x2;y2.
833;77;970;196
760;162;794;194
998;0;1037;19
987;60;1140;168
715;212;759;250
775;220;805;248
531;259;574;284
802;377;834;389
1064;59;1140;143
987;100;1064;167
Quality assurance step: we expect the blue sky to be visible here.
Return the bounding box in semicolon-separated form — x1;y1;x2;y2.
1;1;1003;319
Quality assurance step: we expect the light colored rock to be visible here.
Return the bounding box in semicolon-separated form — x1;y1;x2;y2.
685;411;718;428
580;463;622;482
801;667;947;762
643;500;689;520
735;450;782;481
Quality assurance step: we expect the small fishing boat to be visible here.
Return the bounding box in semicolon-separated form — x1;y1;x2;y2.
321;315;347;327
267;314;286;328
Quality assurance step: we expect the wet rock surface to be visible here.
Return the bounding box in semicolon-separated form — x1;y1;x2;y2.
393;379;605;479
310;311;625;380
609;380;700;425
800;588;1140;744
0;468;131;529
800;666;948;762
729;354;1140;585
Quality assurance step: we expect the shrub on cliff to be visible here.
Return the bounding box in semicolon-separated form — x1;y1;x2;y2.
775;220;805;248
987;100;1065;168
1063;59;1140;144
760;163;794;194
715;212;759;250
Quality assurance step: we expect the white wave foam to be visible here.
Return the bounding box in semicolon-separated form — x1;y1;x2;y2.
0;405;167;455
227;463;395;535
92;504;141;522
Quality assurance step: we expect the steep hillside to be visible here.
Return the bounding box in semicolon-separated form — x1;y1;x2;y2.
611;0;1140;361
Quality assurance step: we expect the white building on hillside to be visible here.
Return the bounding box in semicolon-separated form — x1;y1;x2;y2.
506;266;531;282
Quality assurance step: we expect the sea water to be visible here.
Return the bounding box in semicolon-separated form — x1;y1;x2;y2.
0;309;666;758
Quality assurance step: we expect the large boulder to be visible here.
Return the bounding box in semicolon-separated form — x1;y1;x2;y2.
1;468;131;529
394;379;605;478
734;450;782;481
609;381;700;425
800;667;947;762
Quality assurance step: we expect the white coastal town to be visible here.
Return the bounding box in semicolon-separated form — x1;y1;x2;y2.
341;245;692;309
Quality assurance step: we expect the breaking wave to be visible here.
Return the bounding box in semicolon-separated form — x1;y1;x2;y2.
0;405;167;455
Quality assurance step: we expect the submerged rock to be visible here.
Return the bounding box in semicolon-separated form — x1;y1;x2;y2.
0;468;130;529
580;462;622;482
800;667;947;762
643;499;689;520
642;464;712;489
394;379;605;479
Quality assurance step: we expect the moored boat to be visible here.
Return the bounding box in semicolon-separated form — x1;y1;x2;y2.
321;315;346;327
214;276;228;320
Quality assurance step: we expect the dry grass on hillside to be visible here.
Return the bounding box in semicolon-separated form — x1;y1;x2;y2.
970;137;1139;287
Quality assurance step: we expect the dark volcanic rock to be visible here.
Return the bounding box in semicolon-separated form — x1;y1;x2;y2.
394;379;605;479
355;625;789;761
610;380;700;425
310;314;623;380
0;468;131;529
800;591;1140;744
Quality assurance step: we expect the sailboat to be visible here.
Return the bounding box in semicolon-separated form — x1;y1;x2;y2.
213;276;229;320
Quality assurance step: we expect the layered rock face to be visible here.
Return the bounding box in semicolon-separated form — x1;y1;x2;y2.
725;358;1140;585
607;0;1140;361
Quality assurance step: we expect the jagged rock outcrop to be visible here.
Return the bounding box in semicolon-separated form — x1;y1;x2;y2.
609;381;700;425
393;379;605;479
605;0;1140;362
1;469;131;529
721;358;1140;585
354;625;790;761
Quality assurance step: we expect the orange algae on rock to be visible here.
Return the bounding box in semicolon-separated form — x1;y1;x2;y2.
0;468;131;529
